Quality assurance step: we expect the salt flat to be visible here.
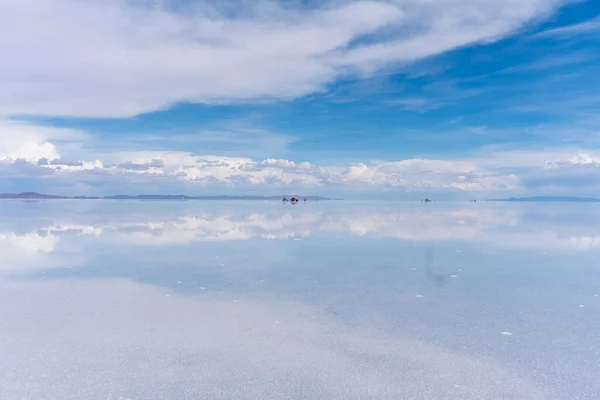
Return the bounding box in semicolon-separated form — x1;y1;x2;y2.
1;201;599;400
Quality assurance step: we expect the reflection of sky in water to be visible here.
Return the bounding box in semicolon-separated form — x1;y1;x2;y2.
1;201;599;399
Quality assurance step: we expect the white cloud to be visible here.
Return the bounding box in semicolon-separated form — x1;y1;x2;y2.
471;147;600;169
0;120;88;163
0;144;520;192
519;151;600;191
0;0;569;118
340;159;517;191
3;142;60;164
544;151;600;168
2;120;599;194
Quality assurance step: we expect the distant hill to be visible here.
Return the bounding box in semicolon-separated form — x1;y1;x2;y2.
0;192;68;199
0;192;331;201
489;196;600;203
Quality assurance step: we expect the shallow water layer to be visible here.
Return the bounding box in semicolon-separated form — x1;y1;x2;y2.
0;200;599;400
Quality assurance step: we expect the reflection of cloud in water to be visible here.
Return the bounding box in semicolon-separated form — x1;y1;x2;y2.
2;203;600;252
1;203;598;399
0;232;58;253
0;232;60;272
0;279;557;400
42;224;103;236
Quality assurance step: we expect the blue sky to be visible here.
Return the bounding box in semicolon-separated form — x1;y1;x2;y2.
1;0;600;198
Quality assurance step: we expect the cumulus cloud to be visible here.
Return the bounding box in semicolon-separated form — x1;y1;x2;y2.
340;159;518;191
521;151;600;191
4;142;60;164
544;152;600;168
0;119;89;163
118;159;165;170
0;145;520;192
0;0;569;118
1;120;598;195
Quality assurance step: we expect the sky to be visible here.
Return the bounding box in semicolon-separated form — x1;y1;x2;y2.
1;0;600;199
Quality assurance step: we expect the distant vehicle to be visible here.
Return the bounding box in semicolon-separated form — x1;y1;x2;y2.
421;198;433;203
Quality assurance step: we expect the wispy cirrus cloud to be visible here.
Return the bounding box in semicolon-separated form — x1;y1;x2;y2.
498;51;599;74
532;15;600;39
389;80;484;112
127;128;299;159
389;97;442;112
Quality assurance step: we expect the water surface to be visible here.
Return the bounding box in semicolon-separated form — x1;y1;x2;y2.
1;201;599;399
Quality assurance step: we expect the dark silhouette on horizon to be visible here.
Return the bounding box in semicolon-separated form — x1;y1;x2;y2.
282;196;309;205
0;192;331;201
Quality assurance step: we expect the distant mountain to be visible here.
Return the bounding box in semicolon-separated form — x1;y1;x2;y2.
489;196;600;203
0;192;68;199
0;192;331;201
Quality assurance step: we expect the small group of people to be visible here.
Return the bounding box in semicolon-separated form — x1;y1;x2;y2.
282;197;307;204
